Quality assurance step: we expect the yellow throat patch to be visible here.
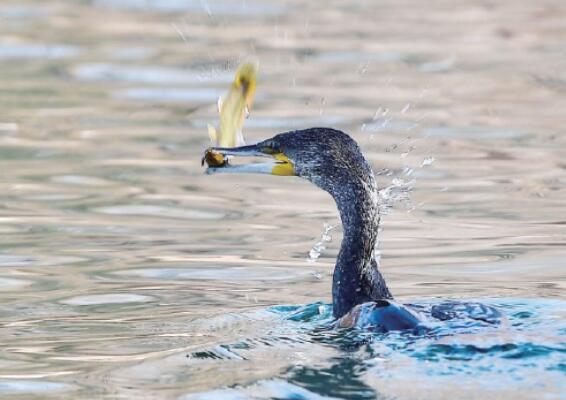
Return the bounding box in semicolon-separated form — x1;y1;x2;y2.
271;153;295;176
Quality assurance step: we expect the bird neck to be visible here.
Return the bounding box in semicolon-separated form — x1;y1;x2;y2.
330;177;391;318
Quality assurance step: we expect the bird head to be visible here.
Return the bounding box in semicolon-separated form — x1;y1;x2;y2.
204;128;372;195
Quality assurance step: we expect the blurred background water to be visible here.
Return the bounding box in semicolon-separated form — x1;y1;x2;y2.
0;0;565;399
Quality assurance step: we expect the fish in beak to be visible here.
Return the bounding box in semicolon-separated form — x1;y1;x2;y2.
207;61;258;150
202;143;295;176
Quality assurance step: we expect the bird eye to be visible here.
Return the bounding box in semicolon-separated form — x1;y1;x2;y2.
262;140;280;154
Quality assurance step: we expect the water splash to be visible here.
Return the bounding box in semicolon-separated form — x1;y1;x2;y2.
378;177;416;215
307;223;336;263
421;155;435;167
187;299;566;399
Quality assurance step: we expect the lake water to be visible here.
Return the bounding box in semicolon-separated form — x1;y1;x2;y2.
0;0;565;399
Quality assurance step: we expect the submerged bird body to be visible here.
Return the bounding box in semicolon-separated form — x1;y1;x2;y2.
205;128;421;330
336;300;422;331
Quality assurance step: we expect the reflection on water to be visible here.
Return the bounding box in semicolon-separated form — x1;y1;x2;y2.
0;380;74;396
114;87;225;103
72;63;233;84
94;0;285;15
0;0;565;398
0;44;80;60
169;299;566;400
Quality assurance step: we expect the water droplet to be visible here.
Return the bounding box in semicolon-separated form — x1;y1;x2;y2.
307;223;336;262
200;0;212;16
372;107;382;120
385;143;398;152
358;61;370;74
421;156;435;166
372;107;389;120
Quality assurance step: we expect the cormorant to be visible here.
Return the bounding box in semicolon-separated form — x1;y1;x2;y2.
203;127;425;332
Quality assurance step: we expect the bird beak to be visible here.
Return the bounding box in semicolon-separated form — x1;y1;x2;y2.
203;143;295;176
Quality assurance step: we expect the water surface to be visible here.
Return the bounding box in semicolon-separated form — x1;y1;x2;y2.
0;0;565;399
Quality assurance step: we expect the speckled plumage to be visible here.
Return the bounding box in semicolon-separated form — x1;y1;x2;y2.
205;129;504;330
257;128;393;318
